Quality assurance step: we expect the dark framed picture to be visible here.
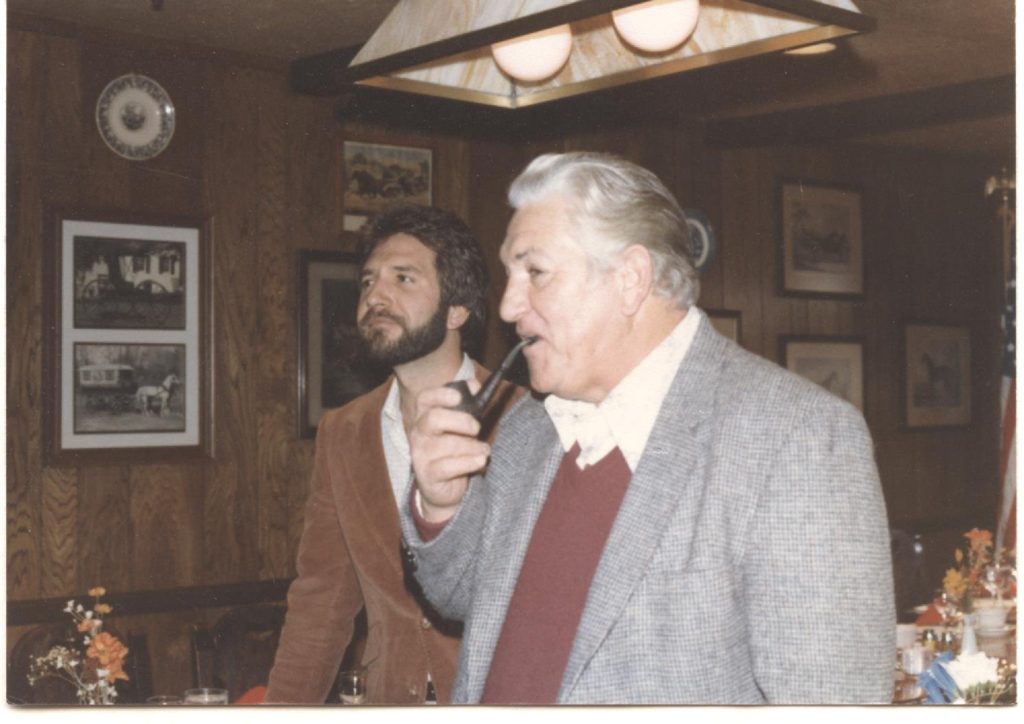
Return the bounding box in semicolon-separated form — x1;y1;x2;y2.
297;250;389;438
705;308;741;345
45;211;212;464
904;324;971;428
782;335;865;412
779;180;863;297
342;140;433;232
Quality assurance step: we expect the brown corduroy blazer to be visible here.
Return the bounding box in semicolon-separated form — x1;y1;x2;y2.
266;362;521;704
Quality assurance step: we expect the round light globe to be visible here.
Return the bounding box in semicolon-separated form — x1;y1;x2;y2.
612;0;700;54
491;24;573;83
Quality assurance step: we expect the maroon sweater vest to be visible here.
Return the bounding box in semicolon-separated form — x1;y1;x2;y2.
481;444;632;704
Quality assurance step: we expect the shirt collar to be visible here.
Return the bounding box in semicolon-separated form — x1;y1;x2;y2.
382;353;476;423
544;307;701;470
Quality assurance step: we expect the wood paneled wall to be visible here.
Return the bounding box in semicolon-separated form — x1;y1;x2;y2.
7;17;524;696
519;123;1003;535
7;13;1006;697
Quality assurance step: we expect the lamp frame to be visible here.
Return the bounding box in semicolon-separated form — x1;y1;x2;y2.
292;0;875;108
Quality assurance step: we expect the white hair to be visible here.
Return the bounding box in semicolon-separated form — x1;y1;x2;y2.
508;152;699;307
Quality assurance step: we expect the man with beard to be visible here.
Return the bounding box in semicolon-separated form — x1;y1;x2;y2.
266;204;520;704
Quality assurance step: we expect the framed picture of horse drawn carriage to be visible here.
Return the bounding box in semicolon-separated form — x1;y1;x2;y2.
341;140;433;232
44;209;213;464
778;180;864;298
904;323;971;428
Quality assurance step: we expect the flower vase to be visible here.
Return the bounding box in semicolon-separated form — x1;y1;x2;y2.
960;612;978;655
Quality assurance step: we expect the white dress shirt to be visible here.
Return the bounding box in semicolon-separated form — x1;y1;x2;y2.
381;353;477;504
544;306;701;471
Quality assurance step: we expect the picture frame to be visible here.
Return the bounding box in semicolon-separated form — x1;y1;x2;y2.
705;308;742;345
904;323;971;428
342;140;433;232
44;210;212;465
297;249;389;438
778;180;864;298
781;335;865;412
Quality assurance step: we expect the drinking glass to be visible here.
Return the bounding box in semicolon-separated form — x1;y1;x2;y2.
338;669;366;705
183;687;229;705
900;645;932;676
146;695;182;705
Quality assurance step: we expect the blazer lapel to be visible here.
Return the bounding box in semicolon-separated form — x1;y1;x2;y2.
559;313;728;698
336;379;407;581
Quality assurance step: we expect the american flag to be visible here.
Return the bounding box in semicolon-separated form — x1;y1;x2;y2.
996;238;1016;552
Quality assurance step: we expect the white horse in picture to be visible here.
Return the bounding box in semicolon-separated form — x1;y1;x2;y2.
137;373;180;416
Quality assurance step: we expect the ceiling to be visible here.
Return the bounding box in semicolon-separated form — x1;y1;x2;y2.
6;0;1016;161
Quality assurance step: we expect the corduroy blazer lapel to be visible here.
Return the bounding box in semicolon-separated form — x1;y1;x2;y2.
335;378;408;582
559;313;725;699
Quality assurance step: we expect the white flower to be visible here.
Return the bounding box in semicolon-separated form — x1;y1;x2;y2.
942;652;1001;691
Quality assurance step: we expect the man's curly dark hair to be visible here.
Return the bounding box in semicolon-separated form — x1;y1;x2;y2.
359;204;489;355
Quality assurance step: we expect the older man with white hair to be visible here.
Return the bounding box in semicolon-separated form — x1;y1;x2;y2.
401;152;895;704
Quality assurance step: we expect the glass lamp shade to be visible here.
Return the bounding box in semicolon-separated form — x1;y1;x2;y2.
612;0;700;53
491;24;573;83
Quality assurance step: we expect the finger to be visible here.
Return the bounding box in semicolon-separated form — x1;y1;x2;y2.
416;406;481;439
416;386;464;415
425;452;490;484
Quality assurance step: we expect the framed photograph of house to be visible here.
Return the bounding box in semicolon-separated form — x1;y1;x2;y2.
781;336;865;412
904;324;971;428
45;210;212;464
297;250;389;438
779;180;863;297
342;140;433;231
705;308;742;345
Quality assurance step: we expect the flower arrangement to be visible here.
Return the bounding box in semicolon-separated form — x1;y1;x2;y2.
920;651;1017;705
942;529;1016;613
27;587;130;705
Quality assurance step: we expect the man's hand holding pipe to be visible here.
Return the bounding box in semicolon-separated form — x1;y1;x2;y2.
410;382;490;524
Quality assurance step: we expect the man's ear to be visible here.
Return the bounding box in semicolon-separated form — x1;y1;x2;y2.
617;245;654;316
447;305;470;330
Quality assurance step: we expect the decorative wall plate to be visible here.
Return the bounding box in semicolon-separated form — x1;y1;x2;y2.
95;74;175;160
684;208;717;273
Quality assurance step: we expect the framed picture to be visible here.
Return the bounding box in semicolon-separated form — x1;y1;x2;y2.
44;210;212;464
705;308;741;344
779;180;863;297
342;140;433;232
781;335;865;412
297;250;389;438
904;324;971;428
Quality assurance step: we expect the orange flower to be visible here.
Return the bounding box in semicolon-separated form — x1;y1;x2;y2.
943;567;967;598
88;587;107;597
86;632;130;683
964;528;993;554
77;618;101;633
94;603;113;615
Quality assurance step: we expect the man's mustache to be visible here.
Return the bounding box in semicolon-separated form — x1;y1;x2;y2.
359;309;405;329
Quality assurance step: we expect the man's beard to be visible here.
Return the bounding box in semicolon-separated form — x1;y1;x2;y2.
359;304;449;367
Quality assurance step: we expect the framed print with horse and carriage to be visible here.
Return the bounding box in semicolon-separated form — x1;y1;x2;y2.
44;209;212;464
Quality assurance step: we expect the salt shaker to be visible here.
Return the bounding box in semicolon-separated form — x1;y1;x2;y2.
922;628;938;652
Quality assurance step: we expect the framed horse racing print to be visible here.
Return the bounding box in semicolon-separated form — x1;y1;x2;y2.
44;209;213;464
904;323;971;428
341;140;433;232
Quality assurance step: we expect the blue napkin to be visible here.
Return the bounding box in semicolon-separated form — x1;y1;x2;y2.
918;651;960;704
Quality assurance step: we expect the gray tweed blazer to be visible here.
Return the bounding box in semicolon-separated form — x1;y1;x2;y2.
400;310;896;704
